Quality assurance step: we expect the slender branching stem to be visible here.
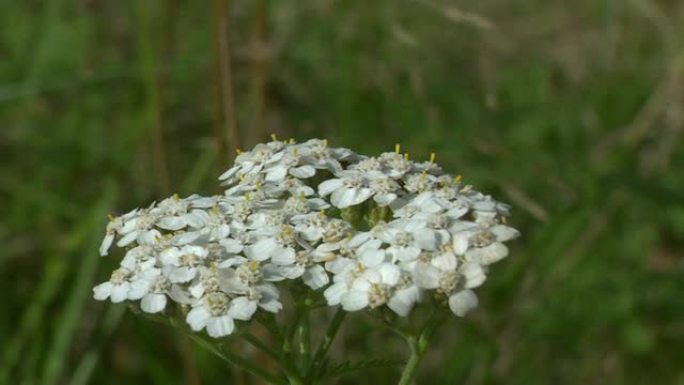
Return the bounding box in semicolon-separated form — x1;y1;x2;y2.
242;332;282;363
305;307;347;382
243;332;305;385
257;314;285;346
187;333;286;385
396;311;446;385
147;312;285;385
284;302;306;360
297;305;311;369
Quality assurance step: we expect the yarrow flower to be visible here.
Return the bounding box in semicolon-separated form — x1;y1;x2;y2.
94;138;519;337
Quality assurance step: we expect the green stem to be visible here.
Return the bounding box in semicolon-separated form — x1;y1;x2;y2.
396;312;446;385
243;333;304;385
305;307;347;382
297;306;311;368
154;313;285;385
242;333;282;363
187;333;286;385
257;314;286;345
284;302;306;359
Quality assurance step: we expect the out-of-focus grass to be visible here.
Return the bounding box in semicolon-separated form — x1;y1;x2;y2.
1;1;683;384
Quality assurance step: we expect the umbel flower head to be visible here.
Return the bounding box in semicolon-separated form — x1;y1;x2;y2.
94;138;519;337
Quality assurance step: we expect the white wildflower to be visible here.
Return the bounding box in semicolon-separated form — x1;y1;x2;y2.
186;292;235;337
160;245;209;283
95;137;520;336
93;268;133;303
318;170;374;208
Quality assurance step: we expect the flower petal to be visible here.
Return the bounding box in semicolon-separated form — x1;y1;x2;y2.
259;298;283;313
452;233;469;255
116;231;139;248
265;165;288;182
157;216;187;231
110;282;130;303
99;233;114;256
93;282;112;300
318;178;343;197
331;187;356;208
413;262;440;289
271;247;296;265
323;282;347;306
290;165;316;179
186;306;211;331
432;252;457;271
462;263;486;288
448;290;478;316
141;293;167;313
302;265;329;290
168;266;197;283
388;286;421;317
490;225;520;242
359;249;386;267
378;263;401;286
207;316;235;337
228;297;258;321
466;242;509;265
341;291;369;311
245;238;278;261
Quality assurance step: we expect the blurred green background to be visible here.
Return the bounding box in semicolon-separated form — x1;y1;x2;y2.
1;0;683;384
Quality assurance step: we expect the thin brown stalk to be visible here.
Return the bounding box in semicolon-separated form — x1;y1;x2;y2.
213;0;240;167
249;0;269;147
136;0;170;195
211;4;226;173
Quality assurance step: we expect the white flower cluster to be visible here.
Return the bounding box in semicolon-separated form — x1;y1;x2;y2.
94;138;519;337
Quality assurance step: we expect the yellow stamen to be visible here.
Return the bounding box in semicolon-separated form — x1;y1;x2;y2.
212;205;220;214
404;153;409;160
271;133;278;141
107;213;115;221
323;139;328;148
239;173;245;182
429;152;436;164
289;138;295;144
172;193;180;200
236;148;242;154
395;144;401;153
210;261;218;273
454;175;462;183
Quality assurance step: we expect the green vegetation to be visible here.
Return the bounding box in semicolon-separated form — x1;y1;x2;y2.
1;1;683;384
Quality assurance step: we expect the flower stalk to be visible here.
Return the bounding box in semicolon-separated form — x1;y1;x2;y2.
397;311;447;385
305;307;347;383
297;306;311;369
